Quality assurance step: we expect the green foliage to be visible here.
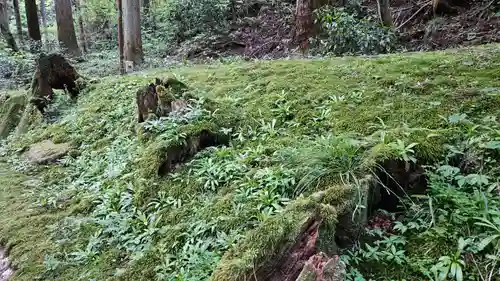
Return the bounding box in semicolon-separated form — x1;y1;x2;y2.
342;113;500;281
312;6;399;56
153;0;230;43
0;50;36;89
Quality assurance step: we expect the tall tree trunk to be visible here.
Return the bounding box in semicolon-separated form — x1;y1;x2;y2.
117;0;125;74
123;0;143;65
74;0;88;53
12;0;22;40
0;0;18;51
55;0;82;57
294;0;334;54
377;0;392;27
24;0;42;43
294;0;313;54
143;0;150;14
40;0;49;50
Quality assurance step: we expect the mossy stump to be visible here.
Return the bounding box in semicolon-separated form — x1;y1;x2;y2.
29;53;84;115
210;185;355;281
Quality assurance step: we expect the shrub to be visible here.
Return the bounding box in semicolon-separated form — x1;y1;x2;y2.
153;0;231;43
312;6;399;56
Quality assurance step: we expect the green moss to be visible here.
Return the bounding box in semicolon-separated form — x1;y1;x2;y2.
0;44;499;281
0;163;70;280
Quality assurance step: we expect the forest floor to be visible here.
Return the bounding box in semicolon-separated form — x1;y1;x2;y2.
0;44;499;280
160;0;500;61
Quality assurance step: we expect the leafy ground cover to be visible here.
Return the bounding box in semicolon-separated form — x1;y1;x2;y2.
0;44;499;281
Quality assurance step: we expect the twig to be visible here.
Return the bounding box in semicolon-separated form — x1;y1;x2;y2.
477;0;496;19
480;0;496;12
396;1;431;30
486;250;498;281
394;2;427;13
471;254;487;281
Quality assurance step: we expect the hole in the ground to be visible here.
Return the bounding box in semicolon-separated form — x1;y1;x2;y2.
158;129;230;176
369;159;428;216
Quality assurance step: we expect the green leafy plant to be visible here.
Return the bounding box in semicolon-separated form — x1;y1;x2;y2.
430;238;467;281
312;6;399;56
155;0;230;43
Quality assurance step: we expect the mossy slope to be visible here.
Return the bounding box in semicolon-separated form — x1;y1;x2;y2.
0;44;498;281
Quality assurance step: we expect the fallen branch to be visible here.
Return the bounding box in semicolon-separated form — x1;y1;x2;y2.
396;1;431;30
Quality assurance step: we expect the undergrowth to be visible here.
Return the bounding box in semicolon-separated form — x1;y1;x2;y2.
0;44;498;281
342;113;500;281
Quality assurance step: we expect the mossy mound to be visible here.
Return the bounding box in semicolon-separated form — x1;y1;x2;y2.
0;44;498;281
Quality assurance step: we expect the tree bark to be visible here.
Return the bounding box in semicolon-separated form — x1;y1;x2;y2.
123;0;143;65
294;0;334;53
40;0;49;49
117;0;125;74
377;0;392;27
12;0;22;40
294;0;313;54
55;0;82;57
0;0;18;51
74;0;88;53
24;0;42;42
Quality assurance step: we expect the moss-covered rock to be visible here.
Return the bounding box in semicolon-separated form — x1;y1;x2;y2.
0;45;499;281
24;140;72;165
0;94;27;139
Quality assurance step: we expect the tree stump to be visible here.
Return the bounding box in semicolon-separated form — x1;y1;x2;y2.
29;53;84;115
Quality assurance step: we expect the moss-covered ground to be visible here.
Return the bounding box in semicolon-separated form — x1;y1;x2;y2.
0;44;499;281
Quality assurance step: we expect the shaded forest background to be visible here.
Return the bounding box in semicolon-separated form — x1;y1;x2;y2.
0;0;499;88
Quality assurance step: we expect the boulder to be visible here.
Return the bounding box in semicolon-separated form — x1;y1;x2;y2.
25;140;71;165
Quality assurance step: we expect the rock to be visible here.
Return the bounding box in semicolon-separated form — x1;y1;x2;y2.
25;140;71;165
0;248;13;281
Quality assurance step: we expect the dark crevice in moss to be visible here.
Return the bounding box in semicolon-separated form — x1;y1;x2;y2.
369;159;428;215
158;129;230;176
